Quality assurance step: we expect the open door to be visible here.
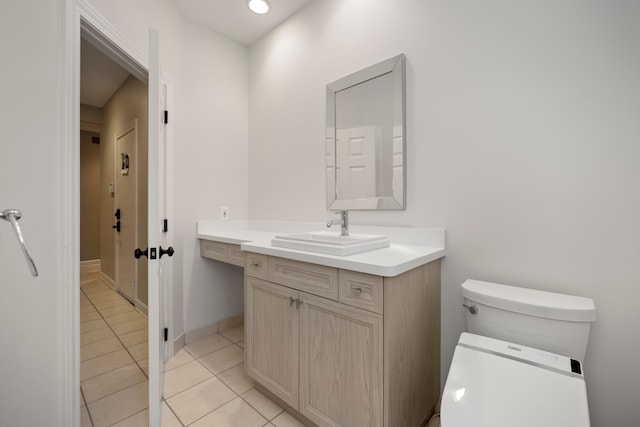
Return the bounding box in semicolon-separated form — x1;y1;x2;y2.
147;28;173;427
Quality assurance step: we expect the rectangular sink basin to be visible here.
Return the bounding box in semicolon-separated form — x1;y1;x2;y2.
271;231;390;256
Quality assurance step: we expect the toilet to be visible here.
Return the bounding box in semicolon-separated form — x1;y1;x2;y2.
438;279;596;427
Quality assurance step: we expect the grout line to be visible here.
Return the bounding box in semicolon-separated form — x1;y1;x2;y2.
80;387;95;427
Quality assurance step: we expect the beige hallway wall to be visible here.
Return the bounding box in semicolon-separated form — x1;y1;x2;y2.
80;130;101;261
101;75;149;306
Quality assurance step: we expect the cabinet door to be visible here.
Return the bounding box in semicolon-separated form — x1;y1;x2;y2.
299;293;383;427
245;276;299;408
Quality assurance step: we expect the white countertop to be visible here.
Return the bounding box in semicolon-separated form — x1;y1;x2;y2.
197;220;445;277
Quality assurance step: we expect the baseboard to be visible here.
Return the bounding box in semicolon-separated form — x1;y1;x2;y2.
185;313;244;345
99;271;115;290
136;300;148;317
218;314;244;333
174;333;185;354
185;322;218;344
80;259;101;273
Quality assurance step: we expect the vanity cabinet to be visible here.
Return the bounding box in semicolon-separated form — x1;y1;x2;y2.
200;240;246;267
245;254;441;427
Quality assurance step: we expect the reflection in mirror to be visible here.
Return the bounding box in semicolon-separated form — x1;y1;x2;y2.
326;54;405;210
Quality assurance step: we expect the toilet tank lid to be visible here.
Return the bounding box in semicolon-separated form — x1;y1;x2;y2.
461;280;596;322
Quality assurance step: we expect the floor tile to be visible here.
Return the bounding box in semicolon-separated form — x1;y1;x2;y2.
220;325;244;343
271;411;306;427
218;363;254;395
137;358;149;376
94;299;133;311
189;397;267;427
185;333;233;359
161;402;183;427
81;310;102;322
105;310;145;326
162;359;213;398
119;329;147;348
81;363;146;403
88;382;148;427
242;388;283;421
99;304;136;318
111;318;147;336
81;349;135;381
167;377;236;425
81;327;116;346
164;348;195;372
110;409;147;427
127;341;148;361
199;345;244;374
81;336;124;362
81;318;108;333
81;405;92;427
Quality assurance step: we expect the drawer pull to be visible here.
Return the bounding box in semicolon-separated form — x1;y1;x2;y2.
289;296;303;309
252;262;261;268
353;287;363;294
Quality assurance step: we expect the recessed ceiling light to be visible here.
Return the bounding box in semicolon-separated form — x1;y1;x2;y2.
247;0;270;15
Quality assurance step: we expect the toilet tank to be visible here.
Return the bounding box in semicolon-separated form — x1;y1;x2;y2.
461;280;596;362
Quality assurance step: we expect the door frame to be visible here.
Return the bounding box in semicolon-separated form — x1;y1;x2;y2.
114;120;139;305
61;1;170;425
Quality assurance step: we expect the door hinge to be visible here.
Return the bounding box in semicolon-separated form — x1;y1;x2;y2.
163;110;168;124
162;219;168;233
164;328;168;342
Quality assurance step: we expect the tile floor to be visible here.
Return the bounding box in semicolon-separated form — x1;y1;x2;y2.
80;271;305;427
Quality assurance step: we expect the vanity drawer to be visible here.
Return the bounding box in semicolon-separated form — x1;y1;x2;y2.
200;240;228;262
228;244;246;267
268;257;338;300
246;253;268;280
338;270;384;314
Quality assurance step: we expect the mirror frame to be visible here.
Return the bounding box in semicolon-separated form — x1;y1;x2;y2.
326;53;406;211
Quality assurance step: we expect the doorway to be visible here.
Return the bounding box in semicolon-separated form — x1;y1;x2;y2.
79;31;150;425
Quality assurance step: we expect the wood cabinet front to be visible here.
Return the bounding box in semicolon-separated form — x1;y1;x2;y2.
245;253;441;427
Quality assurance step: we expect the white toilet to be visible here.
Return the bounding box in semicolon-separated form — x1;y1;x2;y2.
439;279;596;427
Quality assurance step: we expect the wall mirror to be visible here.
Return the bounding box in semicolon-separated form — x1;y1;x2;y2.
326;53;406;210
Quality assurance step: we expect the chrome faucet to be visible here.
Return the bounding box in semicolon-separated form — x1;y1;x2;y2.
326;210;349;236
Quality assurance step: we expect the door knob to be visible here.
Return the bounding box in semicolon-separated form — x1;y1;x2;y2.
159;246;174;258
134;248;148;259
112;220;121;232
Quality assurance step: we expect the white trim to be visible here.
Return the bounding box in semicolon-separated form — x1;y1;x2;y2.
77;1;148;82
80;120;101;133
80;259;101;272
174;333;185;354
99;271;116;290
136;300;149;317
63;3;154;425
60;1;80;426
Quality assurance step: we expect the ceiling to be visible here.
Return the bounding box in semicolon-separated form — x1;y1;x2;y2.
81;0;313;108
173;0;314;45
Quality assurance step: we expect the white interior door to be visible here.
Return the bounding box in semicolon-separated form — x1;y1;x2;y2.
147;28;173;427
115;122;138;303
336;126;378;199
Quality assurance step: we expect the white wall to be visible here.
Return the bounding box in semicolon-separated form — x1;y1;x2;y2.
84;0;249;338
0;1;66;425
248;0;640;425
174;20;249;334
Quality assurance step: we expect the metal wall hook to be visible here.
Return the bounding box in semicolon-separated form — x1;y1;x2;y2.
1;209;38;277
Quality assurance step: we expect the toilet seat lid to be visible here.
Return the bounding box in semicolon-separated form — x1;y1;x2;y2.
441;333;590;427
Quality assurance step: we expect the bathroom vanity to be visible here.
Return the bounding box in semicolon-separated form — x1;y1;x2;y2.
197;220;445;427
